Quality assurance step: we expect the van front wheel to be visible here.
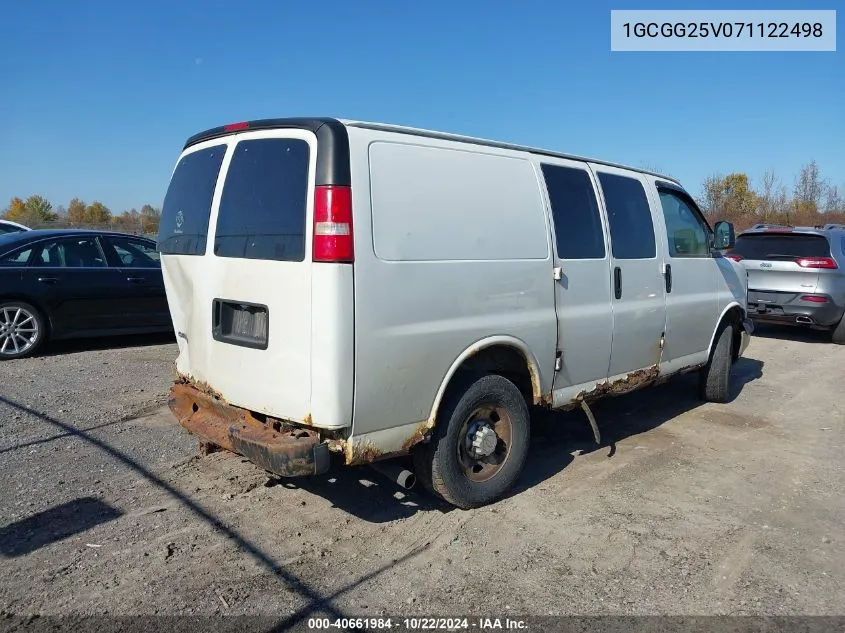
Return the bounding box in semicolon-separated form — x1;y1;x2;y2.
415;374;530;510
699;323;734;403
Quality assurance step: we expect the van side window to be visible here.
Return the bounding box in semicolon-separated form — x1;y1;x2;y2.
658;189;711;257
215;138;310;262
597;173;656;260
541;164;605;259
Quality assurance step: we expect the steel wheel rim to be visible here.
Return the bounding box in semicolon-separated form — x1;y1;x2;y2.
457;404;513;483
0;306;39;356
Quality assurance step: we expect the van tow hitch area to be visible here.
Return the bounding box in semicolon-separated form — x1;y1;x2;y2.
168;383;330;477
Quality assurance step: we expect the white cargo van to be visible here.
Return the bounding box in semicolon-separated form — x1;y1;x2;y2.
159;117;752;509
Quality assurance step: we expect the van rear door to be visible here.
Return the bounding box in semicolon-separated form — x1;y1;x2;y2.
158;130;316;424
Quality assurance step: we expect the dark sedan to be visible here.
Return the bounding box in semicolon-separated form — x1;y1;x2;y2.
0;229;171;359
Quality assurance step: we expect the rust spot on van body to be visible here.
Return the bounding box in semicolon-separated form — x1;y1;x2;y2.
527;363;543;405
344;440;384;466
175;373;226;403
400;420;435;453
573;364;660;404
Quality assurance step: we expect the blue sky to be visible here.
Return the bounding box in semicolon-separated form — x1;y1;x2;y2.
1;0;842;212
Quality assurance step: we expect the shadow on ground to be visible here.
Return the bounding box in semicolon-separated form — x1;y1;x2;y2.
750;322;834;345
511;357;764;499
37;331;176;357
0;496;122;558
275;456;453;523
0;394;425;627
278;357;765;517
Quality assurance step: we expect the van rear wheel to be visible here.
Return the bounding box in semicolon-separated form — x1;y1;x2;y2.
414;373;530;509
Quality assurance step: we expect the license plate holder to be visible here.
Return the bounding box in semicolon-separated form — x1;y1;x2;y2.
212;299;269;350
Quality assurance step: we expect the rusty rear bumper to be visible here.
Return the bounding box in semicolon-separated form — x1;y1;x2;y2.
168;383;330;477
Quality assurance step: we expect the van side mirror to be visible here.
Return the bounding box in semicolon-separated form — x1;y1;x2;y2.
713;221;735;250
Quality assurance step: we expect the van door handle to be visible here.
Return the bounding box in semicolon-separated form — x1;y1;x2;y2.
37;276;59;284
613;266;622;300
664;263;672;293
126;277;146;283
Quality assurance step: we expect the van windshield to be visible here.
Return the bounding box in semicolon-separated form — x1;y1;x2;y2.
730;233;830;260
158;145;227;256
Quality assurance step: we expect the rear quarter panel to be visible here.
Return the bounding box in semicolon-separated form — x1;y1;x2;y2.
347;127;557;441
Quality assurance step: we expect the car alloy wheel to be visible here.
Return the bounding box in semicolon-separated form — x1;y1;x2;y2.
0;305;40;357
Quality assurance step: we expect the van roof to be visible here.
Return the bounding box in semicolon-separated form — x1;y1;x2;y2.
183;117;682;186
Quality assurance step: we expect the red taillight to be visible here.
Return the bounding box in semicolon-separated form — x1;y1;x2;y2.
800;295;828;303
313;185;354;263
224;121;250;132
796;257;838;269
725;253;743;262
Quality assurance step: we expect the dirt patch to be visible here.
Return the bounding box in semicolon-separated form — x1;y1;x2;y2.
1;335;844;621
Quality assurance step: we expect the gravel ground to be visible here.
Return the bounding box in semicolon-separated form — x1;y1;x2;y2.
0;326;843;628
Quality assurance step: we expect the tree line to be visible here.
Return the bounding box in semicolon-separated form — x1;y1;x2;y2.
697;160;845;230
2;160;842;237
1;195;161;235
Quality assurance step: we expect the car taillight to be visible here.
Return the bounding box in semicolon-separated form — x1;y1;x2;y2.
224;121;250;132
800;295;828;303
313;185;354;263
725;253;743;262
796;257;838;269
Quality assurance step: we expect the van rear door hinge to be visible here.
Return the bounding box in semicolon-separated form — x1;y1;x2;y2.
553;266;563;280
554;350;562;372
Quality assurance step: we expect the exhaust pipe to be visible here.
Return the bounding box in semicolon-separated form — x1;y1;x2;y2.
370;461;417;490
795;315;814;324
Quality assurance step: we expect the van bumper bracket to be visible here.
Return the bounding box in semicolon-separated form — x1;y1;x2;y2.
168;383;330;477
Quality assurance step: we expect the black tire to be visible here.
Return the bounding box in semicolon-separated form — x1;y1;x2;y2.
698;323;733;403
0;300;47;360
414;373;530;510
831;314;845;345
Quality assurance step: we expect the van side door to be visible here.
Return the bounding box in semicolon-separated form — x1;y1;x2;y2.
592;165;668;379
540;160;614;405
649;181;719;368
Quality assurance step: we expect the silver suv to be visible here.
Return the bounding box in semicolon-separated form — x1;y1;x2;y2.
727;223;845;343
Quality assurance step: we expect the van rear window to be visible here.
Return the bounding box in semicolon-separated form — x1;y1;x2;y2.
158;145;226;256
731;233;831;260
214;138;310;262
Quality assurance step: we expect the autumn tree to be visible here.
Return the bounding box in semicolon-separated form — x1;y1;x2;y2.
699;173;758;227
2;197;27;221
85;201;111;224
24;195;55;220
113;209;141;232
756;170;789;224
3;195;57;226
139;204;161;235
67;198;87;225
823;185;842;214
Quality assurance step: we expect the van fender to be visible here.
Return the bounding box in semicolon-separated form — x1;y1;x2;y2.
341;336;545;465
707;301;745;359
426;335;545;426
